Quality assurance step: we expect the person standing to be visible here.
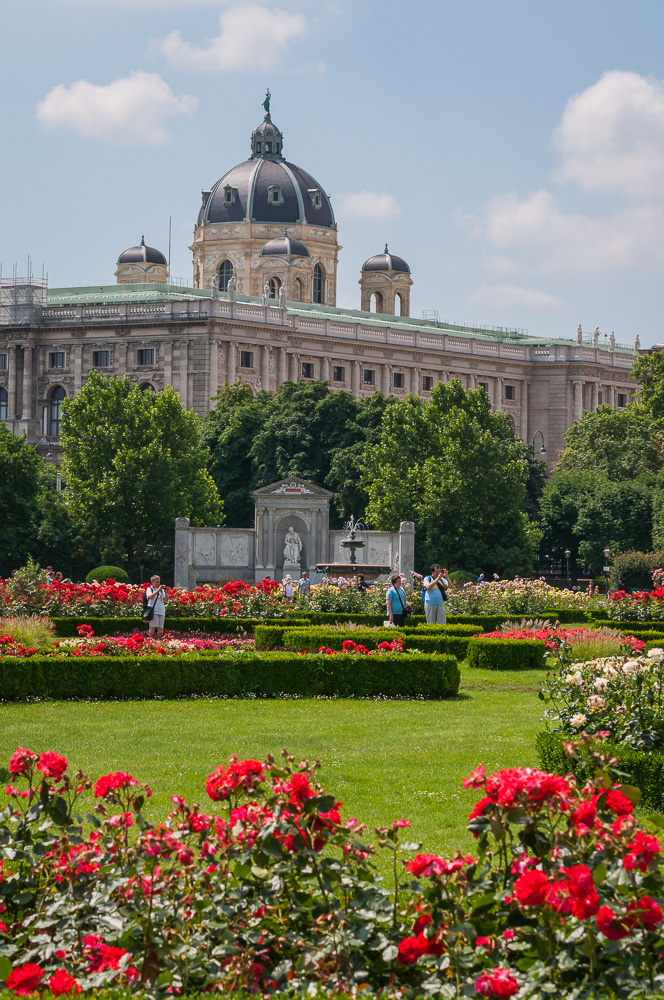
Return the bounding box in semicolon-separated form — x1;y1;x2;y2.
146;575;167;638
297;571;311;599
422;564;449;624
282;575;294;603
386;574;408;626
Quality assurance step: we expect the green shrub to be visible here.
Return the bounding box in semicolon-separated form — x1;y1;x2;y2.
609;549;664;593
275;627;471;660
536;729;664;811
466;637;546;670
52;617;310;637
0;650;460;700
85;565;129;584
445;611;589;630
593;619;664;633
448;570;477;585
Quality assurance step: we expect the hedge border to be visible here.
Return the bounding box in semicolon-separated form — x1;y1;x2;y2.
263;627;472;660
466;637;547;671
0;651;460;700
536;729;664;811
592;619;664;634
49;618;312;637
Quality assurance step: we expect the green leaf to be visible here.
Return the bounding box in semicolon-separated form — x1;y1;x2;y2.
0;957;11;982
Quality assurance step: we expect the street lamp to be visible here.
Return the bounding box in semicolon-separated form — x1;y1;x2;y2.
603;547;611;591
532;430;546;456
564;549;571;583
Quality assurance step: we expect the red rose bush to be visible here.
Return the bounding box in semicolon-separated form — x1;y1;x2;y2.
1;741;664;996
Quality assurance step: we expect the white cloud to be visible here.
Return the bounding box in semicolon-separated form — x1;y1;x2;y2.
470;284;561;309
555;70;664;198
457;189;663;272
36;71;197;145
155;3;307;71
334;190;401;221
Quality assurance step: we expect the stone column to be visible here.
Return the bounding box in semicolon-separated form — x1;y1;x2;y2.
351;360;361;396
572;379;584;420
174;517;191;590
21;344;33;419
267;506;276;574
73;344;83;393
591;382;598;409
261;345;270;390
209;339;219;400
398;521;415;577
381;364;391;395
163;339;173;389
410;368;419;394
277;347;287;385
176;340;189;406
7;345;18;420
496;377;503;409
320;357;330;382
520;381;529;441
227;341;236;384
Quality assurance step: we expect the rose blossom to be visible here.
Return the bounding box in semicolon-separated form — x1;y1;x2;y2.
48;970;81;995
37;751;68;780
474;966;519;998
6;963;44;994
570;713;587;728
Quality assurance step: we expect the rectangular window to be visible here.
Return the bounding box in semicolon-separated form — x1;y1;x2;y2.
240;351;254;369
301;362;314;379
332;365;346;382
137;349;154;366
393;372;405;389
505;384;516;400
617;392;627;408
479;382;489;393
363;369;375;385
597;391;603;405
422;375;434;392
92;350;109;368
49;352;65;369
0;353;6;371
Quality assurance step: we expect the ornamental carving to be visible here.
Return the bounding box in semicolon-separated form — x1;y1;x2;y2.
269;481;313;495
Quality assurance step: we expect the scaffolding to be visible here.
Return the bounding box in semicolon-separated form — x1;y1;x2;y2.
0;276;47;325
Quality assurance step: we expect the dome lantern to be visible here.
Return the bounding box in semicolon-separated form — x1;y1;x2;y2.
359;244;413;317
115;236;168;285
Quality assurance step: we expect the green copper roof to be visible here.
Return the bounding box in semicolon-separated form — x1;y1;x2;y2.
45;283;634;354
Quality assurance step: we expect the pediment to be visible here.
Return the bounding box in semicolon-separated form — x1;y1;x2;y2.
251;477;334;498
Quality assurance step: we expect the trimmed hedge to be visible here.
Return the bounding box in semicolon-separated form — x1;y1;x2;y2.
52;617;311;637
254;623;476;649
592;619;664;633
445;611;590;629
85;565;129;584
536;729;664;811
466;637;547;671
270;627;472;660
0;651;460;700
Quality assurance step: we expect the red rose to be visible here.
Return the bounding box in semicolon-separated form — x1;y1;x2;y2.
48;970;81;995
474;966;519;998
37;751;68;781
605;789;634;816
9;746;37;776
571;890;599;919
563;864;594;899
623;832;661;873
406;854;447;878
597;905;631;940
514;869;550;906
6;963;44;995
93;772;139;798
626;897;664;931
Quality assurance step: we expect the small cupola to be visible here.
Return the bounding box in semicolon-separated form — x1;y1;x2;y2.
250;90;284;159
359;243;413;317
115;236;168;285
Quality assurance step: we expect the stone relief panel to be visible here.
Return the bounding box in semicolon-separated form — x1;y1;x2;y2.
194;532;216;566
219;534;249;566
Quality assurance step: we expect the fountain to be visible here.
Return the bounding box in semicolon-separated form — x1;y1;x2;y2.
315;515;392;581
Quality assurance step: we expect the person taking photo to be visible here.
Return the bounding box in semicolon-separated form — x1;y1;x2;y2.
422;563;449;624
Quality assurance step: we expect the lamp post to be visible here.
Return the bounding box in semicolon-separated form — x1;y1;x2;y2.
603;547;611;592
564;549;571;584
532;430;546;457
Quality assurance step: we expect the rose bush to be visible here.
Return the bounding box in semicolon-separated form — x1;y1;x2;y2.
1;743;664;996
540;647;664;752
606;584;664;621
446;578;599;616
478;625;645;656
0;627;257;658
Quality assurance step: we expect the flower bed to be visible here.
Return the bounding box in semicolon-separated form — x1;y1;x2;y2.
605;585;664;621
48;617;311;637
444;578;600;616
0;650;460;700
1;742;663;997
0;627;257;658
477;625;646;655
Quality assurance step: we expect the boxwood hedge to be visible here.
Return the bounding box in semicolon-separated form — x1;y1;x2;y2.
592;620;664;634
51;618;311;637
466;637;547;670
0;651;460;700
268;627;472;660
536;729;664;811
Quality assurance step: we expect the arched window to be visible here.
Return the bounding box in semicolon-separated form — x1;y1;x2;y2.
269;276;281;299
370;291;384;313
0;387;7;421
49;386;66;438
218;260;233;292
396;291;405;316
293;277;303;302
139;382;155;392
313;263;325;304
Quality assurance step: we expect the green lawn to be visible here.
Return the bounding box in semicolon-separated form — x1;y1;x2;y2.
0;665;546;858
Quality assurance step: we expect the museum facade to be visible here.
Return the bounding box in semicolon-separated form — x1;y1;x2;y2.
0;100;639;465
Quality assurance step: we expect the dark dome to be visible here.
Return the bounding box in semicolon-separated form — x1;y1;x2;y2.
117;237;166;266
198;159;335;229
362;245;410;273
260;234;310;257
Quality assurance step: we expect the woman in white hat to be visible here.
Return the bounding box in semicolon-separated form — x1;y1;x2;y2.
282;575;294;603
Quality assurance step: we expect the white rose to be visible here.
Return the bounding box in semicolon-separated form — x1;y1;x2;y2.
586;695;605;711
648;648;664;662
602;665;618;678
571;713;587;728
594;677;609;692
622;660;640;675
565;671;584;686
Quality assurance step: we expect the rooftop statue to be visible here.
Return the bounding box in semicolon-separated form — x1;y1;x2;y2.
576;324;583;345
263;89;271;115
593;326;600;347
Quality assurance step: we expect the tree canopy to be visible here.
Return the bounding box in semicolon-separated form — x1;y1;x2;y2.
0;426;41;577
555;404;664;480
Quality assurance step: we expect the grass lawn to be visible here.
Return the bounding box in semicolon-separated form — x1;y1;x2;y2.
0;665;546;859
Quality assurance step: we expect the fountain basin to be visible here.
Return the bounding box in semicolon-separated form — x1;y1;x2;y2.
315;563;391;582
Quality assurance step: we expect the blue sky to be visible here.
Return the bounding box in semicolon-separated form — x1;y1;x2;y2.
2;0;664;345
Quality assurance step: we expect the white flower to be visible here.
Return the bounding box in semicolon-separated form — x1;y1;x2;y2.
586;695;606;711
602;664;618;677
648;648;664;662
565;671;584;686
594;677;610;692
622;660;640;675
571;713;587;728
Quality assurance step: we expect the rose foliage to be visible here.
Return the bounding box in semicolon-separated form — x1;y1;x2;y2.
1;744;664;997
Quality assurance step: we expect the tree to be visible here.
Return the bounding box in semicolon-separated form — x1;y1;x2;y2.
202;383;272;527
633;352;664;418
326;392;395;523
555;404;664;480
61;372;222;570
364;380;540;576
35;466;97;580
0;426;41;577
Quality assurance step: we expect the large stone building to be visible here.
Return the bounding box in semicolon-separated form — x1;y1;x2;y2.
0;99;639;465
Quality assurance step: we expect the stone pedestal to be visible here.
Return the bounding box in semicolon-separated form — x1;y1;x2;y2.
283;561;301;578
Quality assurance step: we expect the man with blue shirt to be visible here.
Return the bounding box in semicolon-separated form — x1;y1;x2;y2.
422;563;449;624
